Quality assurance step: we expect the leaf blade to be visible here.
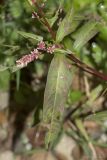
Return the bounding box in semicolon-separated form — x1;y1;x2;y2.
43;53;73;147
73;21;98;50
56;8;79;42
17;31;43;42
86;111;107;121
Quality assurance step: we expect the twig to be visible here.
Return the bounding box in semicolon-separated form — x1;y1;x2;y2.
67;53;107;81
34;2;56;40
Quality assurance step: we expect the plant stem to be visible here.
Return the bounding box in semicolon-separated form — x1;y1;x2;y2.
67;53;107;81
34;2;56;40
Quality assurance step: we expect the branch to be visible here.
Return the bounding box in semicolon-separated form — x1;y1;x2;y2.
34;2;56;40
67;53;107;81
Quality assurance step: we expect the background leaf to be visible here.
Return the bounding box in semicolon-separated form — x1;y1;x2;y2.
86;111;107;121
47;9;59;27
17;31;43;42
75;118;89;141
56;8;80;42
72;85;103;118
0;70;10;91
73;21;98;50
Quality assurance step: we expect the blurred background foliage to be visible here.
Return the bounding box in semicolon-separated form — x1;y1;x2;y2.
0;0;107;159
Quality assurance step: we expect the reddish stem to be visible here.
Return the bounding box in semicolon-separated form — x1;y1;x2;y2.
67;54;107;81
34;2;56;40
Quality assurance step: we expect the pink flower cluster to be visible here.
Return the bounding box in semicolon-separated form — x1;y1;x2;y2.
37;40;46;50
47;45;56;54
16;41;56;68
16;49;39;68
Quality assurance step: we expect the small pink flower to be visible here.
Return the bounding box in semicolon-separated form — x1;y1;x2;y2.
22;55;30;63
47;45;56;54
31;49;39;59
37;41;46;50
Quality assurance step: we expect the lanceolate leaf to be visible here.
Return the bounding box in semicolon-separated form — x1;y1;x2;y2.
56;8;80;43
73;21;98;50
17;31;43;42
75;118;89;142
43;53;73;147
72;85;103;118
47;9;59;27
86;111;107;121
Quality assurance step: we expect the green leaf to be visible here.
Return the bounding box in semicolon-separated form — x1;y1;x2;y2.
86;85;103;106
73;21;98;50
47;9;59;27
0;70;10;91
68;90;83;104
86;111;107;121
43;53;73;148
17;31;43;42
56;8;79;42
75;118;89;142
0;65;9;72
72;85;103;118
92;42;102;64
92;140;107;148
27;0;33;6
9;0;23;18
63;37;74;51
